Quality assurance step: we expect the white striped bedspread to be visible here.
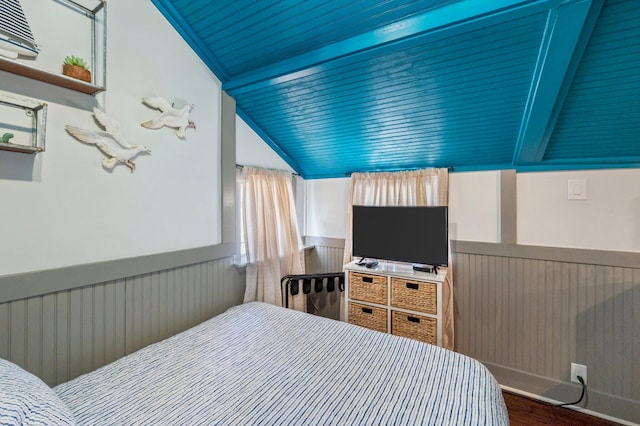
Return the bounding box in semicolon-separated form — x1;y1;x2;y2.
55;302;508;425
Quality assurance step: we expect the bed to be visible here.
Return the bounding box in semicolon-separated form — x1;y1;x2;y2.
1;302;508;425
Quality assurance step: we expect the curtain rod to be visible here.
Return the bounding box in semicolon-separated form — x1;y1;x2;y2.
235;164;300;177
344;166;454;176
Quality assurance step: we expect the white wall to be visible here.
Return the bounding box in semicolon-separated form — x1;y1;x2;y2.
518;169;640;252
236;117;293;171
300;168;640;253
305;178;351;238
302;172;500;243
448;171;500;242
0;1;221;276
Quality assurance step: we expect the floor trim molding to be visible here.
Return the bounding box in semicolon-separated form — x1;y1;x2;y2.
485;362;640;425
501;385;636;426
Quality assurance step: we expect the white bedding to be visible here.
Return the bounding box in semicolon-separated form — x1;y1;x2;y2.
54;302;508;425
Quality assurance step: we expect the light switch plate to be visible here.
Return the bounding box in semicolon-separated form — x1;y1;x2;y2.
568;179;587;200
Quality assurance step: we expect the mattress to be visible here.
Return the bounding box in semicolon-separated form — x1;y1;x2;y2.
55;302;508;425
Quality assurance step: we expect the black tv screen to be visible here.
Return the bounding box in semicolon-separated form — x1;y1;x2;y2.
352;206;448;266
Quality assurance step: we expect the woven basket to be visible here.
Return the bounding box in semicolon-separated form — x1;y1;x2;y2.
349;302;387;333
391;311;436;344
391;278;437;314
349;272;387;305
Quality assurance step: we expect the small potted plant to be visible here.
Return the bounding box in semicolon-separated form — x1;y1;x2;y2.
62;55;91;83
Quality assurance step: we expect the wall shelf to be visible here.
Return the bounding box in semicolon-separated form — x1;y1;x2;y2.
0;0;107;96
0;57;105;95
0;90;48;154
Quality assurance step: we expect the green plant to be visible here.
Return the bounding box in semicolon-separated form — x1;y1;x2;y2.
63;55;89;70
1;133;14;143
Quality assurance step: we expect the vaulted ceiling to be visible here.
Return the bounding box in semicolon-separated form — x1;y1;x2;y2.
152;0;639;179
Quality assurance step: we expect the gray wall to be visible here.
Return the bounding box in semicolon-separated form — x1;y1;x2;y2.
0;255;244;386
305;237;640;424
453;241;639;424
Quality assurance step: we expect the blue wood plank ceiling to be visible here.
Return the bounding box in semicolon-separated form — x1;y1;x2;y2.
152;0;640;179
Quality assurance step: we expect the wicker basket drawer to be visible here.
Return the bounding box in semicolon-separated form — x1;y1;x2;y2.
349;302;388;333
349;272;387;305
391;311;437;344
391;278;437;314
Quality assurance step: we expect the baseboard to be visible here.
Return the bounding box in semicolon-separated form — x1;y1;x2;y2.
484;362;640;425
500;385;637;426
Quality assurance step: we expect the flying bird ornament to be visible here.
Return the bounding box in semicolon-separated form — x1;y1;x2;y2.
141;97;196;138
66;107;151;172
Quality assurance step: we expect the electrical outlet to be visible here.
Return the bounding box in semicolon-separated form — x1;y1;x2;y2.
571;363;587;385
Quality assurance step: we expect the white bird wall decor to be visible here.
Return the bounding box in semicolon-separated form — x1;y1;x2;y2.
141;97;196;139
66;107;151;173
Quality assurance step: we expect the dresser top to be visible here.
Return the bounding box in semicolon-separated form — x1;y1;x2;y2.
344;261;446;283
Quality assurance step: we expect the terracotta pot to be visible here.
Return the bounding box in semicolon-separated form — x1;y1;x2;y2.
63;64;91;83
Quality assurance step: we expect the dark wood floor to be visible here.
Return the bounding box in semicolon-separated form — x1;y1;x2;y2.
503;391;622;426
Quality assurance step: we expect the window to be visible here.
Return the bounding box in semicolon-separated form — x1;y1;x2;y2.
235;167;303;266
235;168;247;265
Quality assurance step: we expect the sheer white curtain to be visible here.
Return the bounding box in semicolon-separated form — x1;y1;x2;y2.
343;168;455;350
241;166;305;310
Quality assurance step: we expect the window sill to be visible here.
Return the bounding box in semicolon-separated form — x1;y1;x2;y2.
233;263;247;273
233;253;248;272
233;246;314;272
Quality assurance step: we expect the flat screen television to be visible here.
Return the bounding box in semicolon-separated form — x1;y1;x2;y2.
352;205;448;267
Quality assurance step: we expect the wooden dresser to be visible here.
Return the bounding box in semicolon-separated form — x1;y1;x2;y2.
343;261;444;347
